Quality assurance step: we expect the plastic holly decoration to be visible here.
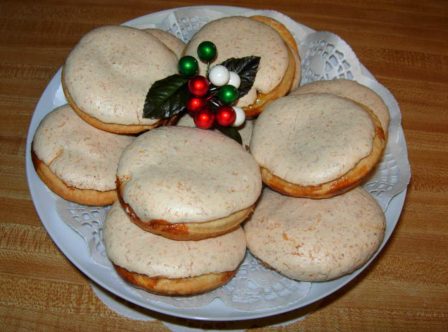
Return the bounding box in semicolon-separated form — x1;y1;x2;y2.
143;40;261;143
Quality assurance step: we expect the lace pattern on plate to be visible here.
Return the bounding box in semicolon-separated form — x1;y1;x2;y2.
300;32;360;83
56;199;311;310
56;8;410;312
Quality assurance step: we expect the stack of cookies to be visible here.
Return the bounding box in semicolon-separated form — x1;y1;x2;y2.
107;126;261;295
246;79;389;281
31;14;390;296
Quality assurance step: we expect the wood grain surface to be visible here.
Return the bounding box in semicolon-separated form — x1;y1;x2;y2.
1;0;447;331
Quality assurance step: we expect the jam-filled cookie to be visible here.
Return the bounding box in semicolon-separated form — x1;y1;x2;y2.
32;104;133;205
104;202;246;295
245;188;385;281
250;93;386;198
62;26;178;134
116;126;262;240
184;16;300;117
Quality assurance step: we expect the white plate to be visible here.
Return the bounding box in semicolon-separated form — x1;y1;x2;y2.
26;6;409;322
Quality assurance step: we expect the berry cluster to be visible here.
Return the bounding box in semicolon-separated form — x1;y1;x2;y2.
177;41;246;129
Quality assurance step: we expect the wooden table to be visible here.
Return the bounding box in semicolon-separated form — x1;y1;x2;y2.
1;0;447;330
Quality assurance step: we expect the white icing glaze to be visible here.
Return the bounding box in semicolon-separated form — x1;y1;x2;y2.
244;188;385;281
176;113;254;147
250;93;375;186
32;105;134;191
290;79;390;133
117;126;262;223
63;26;178;125
104;202;246;278
143;28;185;58
184;17;289;106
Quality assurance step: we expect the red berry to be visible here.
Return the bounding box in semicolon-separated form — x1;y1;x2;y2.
188;76;209;97
216;106;236;127
186;97;206;113
194;108;215;129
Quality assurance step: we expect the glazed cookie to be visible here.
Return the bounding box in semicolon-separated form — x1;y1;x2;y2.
290;79;390;135
184;16;300;117
143;28;185;58
245;188;385;281
104;202;246;296
250;15;301;91
32;104;134;205
117;126;262;240
62;25;178;134
250;93;386;198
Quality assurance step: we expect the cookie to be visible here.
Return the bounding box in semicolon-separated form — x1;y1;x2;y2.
116;126;262;240
32;104;133;205
183;16;300;117
250;93;386;198
62;25;178;134
244;188;385;281
143;28;185;58
104;202;246;295
290;79;390;134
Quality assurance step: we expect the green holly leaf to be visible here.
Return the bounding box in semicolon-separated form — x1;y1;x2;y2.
216;126;243;145
143;74;188;119
220;56;261;98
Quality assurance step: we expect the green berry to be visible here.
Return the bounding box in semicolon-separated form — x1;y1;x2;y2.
178;56;199;77
218;85;239;105
197;41;217;63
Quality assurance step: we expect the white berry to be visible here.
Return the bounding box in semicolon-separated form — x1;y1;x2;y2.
209;65;230;86
228;71;241;89
232;106;246;127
